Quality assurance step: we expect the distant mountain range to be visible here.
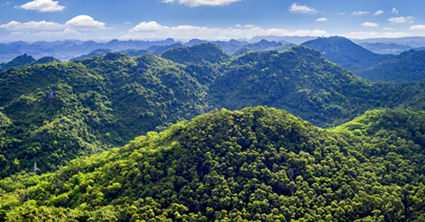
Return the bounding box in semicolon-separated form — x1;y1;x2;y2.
301;36;425;83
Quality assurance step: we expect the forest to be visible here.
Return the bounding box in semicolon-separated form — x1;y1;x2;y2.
1;40;425;221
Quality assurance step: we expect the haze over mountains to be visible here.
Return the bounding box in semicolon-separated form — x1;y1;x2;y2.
4;35;425;63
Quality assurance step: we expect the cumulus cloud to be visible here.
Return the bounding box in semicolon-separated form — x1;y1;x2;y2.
410;25;425;30
124;21;328;41
8;28;83;41
16;0;65;12
388;16;414;25
391;7;399;15
162;0;241;7
373;10;383;15
316;17;327;22
0;15;106;33
0;20;65;31
65;15;105;30
352;11;369;15
289;3;317;14
343;31;409;39
383;27;394;30
361;22;379;27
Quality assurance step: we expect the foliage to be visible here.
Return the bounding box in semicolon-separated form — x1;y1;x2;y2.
0;54;61;71
160;43;231;64
231;46;252;57
356;49;425;83
1;107;425;221
70;49;112;61
0;52;211;177
209;46;393;127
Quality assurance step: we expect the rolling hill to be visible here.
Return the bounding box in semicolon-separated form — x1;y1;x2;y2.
1;107;425;221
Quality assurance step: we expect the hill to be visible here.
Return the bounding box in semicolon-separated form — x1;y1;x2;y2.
0;54;61;71
300;36;425;84
301;36;383;72
355;49;425;83
209;46;394;127
1;107;425;221
245;39;282;51
160;43;231;64
231;46;252;57
70;49;112;61
0;52;211;177
3;44;425;179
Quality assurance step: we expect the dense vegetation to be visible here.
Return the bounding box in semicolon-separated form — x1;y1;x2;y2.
301;36;382;71
0;52;211;177
160;43;231;64
301;36;425;84
355;49;425;83
2;39;425;221
1;107;425;221
0;54;60;71
4;43;425;179
210;46;396;127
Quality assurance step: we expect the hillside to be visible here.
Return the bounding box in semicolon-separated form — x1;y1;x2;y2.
300;37;425;84
2;44;425;179
0;52;211;177
1;107;425;221
301;36;383;71
355;49;425;83
160;43;232;64
70;49;112;61
0;54;61;71
209;46;394;127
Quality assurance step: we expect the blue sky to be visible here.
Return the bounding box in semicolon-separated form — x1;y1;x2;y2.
1;0;425;42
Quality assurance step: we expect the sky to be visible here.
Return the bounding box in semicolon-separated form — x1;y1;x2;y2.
1;0;425;42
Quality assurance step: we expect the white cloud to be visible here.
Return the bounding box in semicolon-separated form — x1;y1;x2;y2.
388;16;414;25
343;31;409;39
410;25;425;30
0;15;106;34
289;3;317;14
361;22;379;27
235;24;241;28
244;24;255;28
352;11;369;15
16;0;65;12
65;15;106;30
9;28;83;41
0;20;65;31
373;10;383;15
391;7;399;15
383;27;393;30
124;21;328;41
124;22;131;25
162;0;241;7
316;17;327;22
337;12;346;15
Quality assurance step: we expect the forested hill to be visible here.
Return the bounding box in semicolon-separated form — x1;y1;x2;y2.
0;54;61;71
160;43;231;64
2;44;425;179
355;49;425;83
1;107;425;221
301;36;381;69
0;52;211;177
300;36;425;83
209;46;393;127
